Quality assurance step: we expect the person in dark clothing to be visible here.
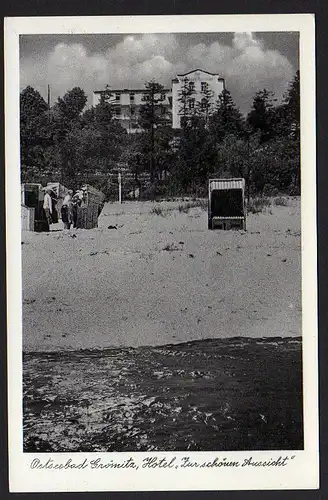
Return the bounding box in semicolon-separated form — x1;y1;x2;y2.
50;193;58;223
72;194;83;228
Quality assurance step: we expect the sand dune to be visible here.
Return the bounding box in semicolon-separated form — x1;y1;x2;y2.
22;198;301;352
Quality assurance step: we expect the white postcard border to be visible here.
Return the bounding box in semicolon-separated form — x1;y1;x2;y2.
5;14;318;492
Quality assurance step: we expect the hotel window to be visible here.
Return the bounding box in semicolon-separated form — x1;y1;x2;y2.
201;98;207;109
189;81;195;92
188;98;195;110
115;93;120;101
201;82;207;92
130;93;135;102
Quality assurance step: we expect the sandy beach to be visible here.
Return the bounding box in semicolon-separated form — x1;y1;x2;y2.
22;197;303;452
22;197;301;352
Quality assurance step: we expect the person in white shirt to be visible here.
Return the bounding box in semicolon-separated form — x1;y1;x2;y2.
61;190;74;229
43;189;53;228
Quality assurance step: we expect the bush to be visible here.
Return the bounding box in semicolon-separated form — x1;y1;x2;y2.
151;206;164;216
178;199;208;213
178;203;191;213
248;196;272;214
262;184;279;197
197;199;208;211
274;196;289;206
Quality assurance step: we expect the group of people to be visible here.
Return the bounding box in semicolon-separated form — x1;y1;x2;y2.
43;188;81;230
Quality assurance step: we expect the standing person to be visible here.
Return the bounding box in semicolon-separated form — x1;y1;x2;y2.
61;190;74;229
50;191;58;223
72;193;82;228
43;189;53;229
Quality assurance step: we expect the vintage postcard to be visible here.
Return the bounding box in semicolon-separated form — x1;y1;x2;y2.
5;14;318;492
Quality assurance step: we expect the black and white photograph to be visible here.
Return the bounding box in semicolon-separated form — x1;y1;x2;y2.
5;14;318;492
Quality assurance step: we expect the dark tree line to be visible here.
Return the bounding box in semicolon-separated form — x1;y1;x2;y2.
20;70;300;199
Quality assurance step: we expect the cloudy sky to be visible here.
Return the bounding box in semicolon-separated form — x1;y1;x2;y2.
20;31;299;114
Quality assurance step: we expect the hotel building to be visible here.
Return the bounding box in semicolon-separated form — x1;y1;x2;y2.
93;69;225;132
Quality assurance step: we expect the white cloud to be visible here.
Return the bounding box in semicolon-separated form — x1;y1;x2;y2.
20;32;295;114
232;31;261;51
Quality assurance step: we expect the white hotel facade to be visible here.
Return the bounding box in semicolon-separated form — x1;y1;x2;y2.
93;69;225;133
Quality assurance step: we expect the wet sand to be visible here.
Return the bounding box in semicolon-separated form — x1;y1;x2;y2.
23;337;303;452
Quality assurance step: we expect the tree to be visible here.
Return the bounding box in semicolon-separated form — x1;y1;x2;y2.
284;70;300;132
153;124;175;183
59;89;127;190
139;80;171;185
215;131;262;202
196;81;214;127
19;84;129;192
216;135;247;176
50;87;88;185
210;89;245;142
50;88;87;146
173;111;217;193
20;86;52;182
119;134;143;193
244;75;300;196
247;89;277;143
83;86;116;128
173;80;219;193
274;71;300;141
56;87;88;121
250;137;300;195
20;85;48;119
82;89;126;166
177;77;196;127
